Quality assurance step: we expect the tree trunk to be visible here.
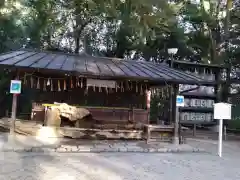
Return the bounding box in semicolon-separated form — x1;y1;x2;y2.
222;0;232;102
74;37;80;54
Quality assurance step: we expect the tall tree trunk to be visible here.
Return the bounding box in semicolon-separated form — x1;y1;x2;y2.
221;0;232;102
74;37;80;54
73;19;92;54
208;29;217;63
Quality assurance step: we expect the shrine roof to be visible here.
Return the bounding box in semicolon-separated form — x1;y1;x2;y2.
0;49;216;85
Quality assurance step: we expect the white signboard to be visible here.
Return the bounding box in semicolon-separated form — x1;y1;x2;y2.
87;79;116;88
213;102;232;158
214;103;232;120
10;80;21;94
176;95;184;107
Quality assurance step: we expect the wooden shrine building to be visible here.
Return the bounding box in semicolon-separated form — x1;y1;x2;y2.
164;60;226;127
0;49;217;140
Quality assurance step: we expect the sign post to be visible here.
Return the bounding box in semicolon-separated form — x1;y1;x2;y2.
218;118;223;157
214;103;232;157
174;95;184;144
10;80;21;135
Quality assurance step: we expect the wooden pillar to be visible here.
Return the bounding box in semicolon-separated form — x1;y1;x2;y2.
172;84;179;144
131;107;135;123
172;84;178;124
5;109;9;117
146;89;151;124
193;123;196;137
169;85;173;124
10;94;17;135
146;125;151;144
10;72;19;135
224;125;227;141
44;106;48;126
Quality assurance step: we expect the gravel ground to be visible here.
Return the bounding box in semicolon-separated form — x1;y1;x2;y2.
0;130;239;180
0;140;240;180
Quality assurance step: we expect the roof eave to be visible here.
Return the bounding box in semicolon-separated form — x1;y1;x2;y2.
0;64;215;86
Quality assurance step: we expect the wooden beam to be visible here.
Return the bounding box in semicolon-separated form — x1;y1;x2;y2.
10;71;20;135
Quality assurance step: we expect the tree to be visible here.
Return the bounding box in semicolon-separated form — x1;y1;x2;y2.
91;0;185;60
0;0;26;52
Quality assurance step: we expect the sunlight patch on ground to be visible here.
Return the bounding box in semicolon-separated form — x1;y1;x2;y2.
36;127;59;144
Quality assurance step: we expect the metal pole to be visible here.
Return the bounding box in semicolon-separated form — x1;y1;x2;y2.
218;119;223;157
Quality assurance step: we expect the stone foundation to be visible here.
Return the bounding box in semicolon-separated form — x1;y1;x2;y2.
0;118;174;142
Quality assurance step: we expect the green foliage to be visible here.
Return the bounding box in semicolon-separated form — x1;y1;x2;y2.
0;0;238;63
0;0;240;123
227;119;240;129
0;1;25;52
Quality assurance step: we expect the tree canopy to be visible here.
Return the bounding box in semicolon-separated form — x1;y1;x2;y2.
0;0;238;65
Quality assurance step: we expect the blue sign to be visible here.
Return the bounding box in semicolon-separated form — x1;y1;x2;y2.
176;95;184;107
10;80;21;94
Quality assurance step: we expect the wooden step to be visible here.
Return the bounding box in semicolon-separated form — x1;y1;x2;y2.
92;123;143;130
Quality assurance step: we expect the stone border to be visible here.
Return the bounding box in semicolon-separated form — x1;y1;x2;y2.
0;145;205;153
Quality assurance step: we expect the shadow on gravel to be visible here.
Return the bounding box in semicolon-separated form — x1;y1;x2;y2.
0;137;58;179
